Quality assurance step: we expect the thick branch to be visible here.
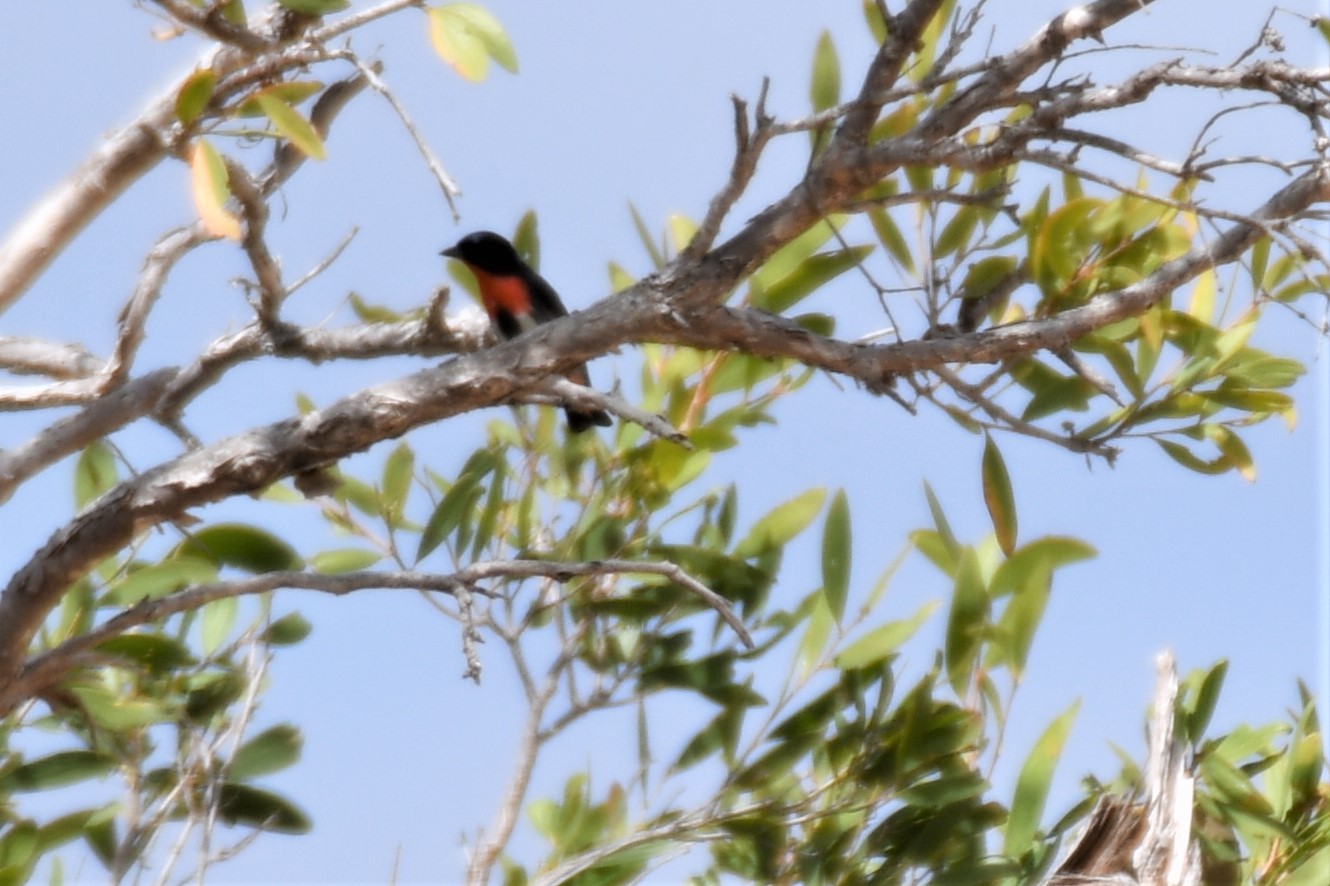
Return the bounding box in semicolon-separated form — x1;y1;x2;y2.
831;0;947;148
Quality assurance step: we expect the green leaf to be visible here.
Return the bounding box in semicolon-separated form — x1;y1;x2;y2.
835;601;940;669
0;752;115;794
809;30;840;113
347;293;404;323
1205;424;1255;482
74;440;118;509
754;246;873;314
512;210;539;269
1155;438;1230;477
627;202;665;270
868;207;914;273
980;434;1017;556
667;212;697;254
796;593;835;678
1031;197;1102;298
428;3;518;82
417;451;495;562
672;704;744;771
263;612;312;646
277;0;349;13
230;724;303;780
200;596;239;656
68;684;169;730
989;563;1050;678
219;0;247;26
217;783;311;834
1184;659;1228;742
751;218;841;290
863;0;888;43
820;490;851;623
0;821;37;874
732;488;826;559
471;459;507;558
935;207;979;258
992;538;1094;592
175;69;216;125
106;556;218;605
1223;352;1305;389
82;809;117;867
381;442;415;523
1204;387;1294;414
233;82;324;117
255;93;326;160
944;548;987;696
1005;700;1080;858
175;524;303;573
1201;753;1277;817
308;548;381;574
961;255;1019;302
95;634;195;673
922;481;959;558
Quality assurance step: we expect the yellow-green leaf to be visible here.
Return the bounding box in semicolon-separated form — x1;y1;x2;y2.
308;548;381;574
732;488;826;560
189;140;241;240
201;596;238;656
513;210;540;269
106;557;218;606
428;4;518;82
68;684;169;730
235;81;324;117
175;69;216;125
74;440;118;509
668;213;697;255
835;601;939;670
1205;424;1256;482
255;94;326;160
810;30;840;112
1188;269;1216;322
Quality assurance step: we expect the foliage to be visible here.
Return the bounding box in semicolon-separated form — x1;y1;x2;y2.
1;1;1327;884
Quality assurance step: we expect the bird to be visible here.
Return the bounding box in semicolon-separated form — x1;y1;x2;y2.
441;231;612;432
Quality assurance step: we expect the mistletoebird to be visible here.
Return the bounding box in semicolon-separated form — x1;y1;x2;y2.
442;231;611;432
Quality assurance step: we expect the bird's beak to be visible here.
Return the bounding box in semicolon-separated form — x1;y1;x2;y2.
440;245;461;259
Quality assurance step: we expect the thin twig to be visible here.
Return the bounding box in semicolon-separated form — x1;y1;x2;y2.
335;51;461;218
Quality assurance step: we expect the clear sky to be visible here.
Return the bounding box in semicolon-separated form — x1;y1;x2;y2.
1;1;1326;882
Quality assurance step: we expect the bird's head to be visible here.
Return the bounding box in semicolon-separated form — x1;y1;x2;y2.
441;231;522;274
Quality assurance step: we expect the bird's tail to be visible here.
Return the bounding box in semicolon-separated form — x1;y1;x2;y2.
565;406;613;433
564;363;613;432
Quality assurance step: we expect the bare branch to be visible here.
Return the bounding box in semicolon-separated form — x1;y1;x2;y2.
6;553;747;712
105;225;209;388
542;377;692;448
0;337;103;379
150;0;273;51
681;79;773;262
0;368;177;505
334;51;462;218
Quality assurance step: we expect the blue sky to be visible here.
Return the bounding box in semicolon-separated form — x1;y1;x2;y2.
2;1;1326;882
